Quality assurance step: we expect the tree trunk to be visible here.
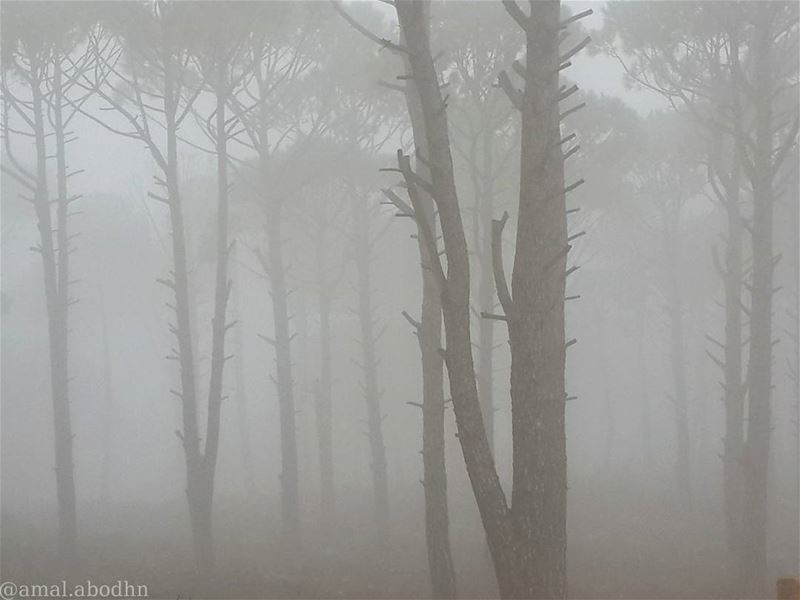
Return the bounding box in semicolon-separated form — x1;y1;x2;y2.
314;206;335;526
231;252;256;498
395;0;513;594
598;307;615;471
98;274;114;507
475;124;497;454
36;56;78;567
740;9;775;594
399;34;457;597
636;306;653;472
193;67;234;573
663;204;692;508
503;3;568;594
263;201;299;540
716;140;745;583
162;43;206;572
352;196;389;533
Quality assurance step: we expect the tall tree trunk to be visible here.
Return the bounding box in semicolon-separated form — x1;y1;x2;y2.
740;9;775;594
663;207;692;508
598;307;615;471
193;67;234;574
36;56;78;566
477;124;497;455
262;201;299;540
395;1;513;595
314;206;335;526
636;306;653;472
161;43;206;572
715;141;745;583
503;2;568;594
231;252;256;498
398;20;456;597
352;197;389;533
98;274;114;507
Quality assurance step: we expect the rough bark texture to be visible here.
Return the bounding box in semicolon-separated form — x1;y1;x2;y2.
504;2;568;595
352;197;390;534
396;2;577;596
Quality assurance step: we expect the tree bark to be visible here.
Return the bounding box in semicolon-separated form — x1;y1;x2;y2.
395;0;513;595
475;124;497;454
503;2;568;595
397;28;457;596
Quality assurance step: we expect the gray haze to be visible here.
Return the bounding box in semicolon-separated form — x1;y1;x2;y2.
1;1;798;599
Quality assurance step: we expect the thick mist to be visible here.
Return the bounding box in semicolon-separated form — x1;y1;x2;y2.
1;2;798;599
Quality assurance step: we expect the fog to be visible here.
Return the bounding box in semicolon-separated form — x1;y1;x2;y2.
1;2;798;599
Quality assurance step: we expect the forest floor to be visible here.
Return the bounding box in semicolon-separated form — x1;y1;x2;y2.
2;473;798;599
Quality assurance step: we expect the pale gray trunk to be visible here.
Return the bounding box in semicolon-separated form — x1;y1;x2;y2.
399;19;456;597
314;206;335;525
351;197;389;533
740;9;775;594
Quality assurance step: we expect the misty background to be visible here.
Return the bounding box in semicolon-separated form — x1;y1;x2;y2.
1;1;798;599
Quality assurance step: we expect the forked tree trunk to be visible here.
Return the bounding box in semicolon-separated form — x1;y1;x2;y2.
395;0;513;595
397;20;456;597
162;48;205;570
502;2;568;594
396;1;580;596
31;55;78;567
351;196;389;533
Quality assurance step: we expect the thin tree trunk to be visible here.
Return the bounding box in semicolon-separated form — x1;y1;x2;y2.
720;151;745;579
231;252;256;498
193;65;234;574
262;201;299;540
740;9;775;593
98;274;114;507
476;124;496;454
598;307;615;471
314;206;335;525
37;56;77;566
161;43;207;572
352;197;389;533
663;204;692;508
636;306;653;472
398;21;456;597
395;1;513;595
